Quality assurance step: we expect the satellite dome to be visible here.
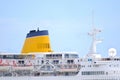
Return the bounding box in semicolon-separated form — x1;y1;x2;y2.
108;48;117;57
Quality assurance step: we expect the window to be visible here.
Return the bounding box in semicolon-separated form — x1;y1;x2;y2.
18;60;24;64
53;60;59;64
82;71;105;75
65;54;69;58
67;60;74;64
41;60;44;64
65;54;79;58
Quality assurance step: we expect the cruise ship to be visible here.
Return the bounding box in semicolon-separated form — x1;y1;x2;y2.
0;28;120;80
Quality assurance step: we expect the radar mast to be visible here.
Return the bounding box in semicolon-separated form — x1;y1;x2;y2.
87;11;102;56
88;28;102;54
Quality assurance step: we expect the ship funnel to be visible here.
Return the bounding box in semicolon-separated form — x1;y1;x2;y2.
21;28;52;54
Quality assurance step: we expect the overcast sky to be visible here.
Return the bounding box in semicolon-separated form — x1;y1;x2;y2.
0;0;120;57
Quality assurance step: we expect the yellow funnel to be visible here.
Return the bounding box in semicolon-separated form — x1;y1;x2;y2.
21;29;52;54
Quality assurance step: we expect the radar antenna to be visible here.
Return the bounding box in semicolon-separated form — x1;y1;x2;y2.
88;11;102;54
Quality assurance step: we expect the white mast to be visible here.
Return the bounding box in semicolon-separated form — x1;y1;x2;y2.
88;11;102;54
88;28;102;54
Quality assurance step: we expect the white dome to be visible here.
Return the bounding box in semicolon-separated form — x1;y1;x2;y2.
108;48;117;57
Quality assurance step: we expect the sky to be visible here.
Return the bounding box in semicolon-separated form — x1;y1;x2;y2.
0;0;120;57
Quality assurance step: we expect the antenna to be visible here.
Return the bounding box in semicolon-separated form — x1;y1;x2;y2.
108;48;117;58
37;27;39;31
88;11;102;54
92;10;94;29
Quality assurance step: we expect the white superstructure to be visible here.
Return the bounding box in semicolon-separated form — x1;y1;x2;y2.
0;28;120;80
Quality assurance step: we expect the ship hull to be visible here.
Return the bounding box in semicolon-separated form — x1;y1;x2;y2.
1;75;120;80
0;76;80;80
